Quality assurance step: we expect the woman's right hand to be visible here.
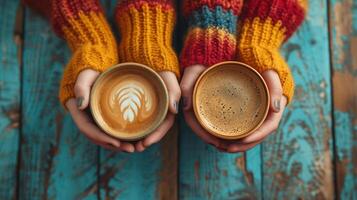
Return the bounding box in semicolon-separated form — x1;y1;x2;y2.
181;65;288;153
65;69;135;153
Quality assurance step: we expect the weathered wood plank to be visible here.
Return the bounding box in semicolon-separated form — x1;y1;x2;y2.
0;0;22;199
99;128;178;200
262;0;334;199
98;1;178;199
179;117;262;199
329;0;357;199
19;8;98;200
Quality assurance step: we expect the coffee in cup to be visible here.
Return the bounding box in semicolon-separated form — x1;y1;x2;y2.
90;62;169;141
193;61;270;140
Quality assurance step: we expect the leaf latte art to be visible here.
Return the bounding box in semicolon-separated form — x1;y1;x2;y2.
91;63;169;140
114;83;152;123
98;73;159;134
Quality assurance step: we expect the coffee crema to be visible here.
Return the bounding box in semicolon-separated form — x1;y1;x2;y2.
193;61;270;139
91;63;168;141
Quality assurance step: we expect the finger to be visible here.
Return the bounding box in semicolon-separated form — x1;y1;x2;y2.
66;99;121;148
159;71;181;114
135;141;146;152
262;70;283;113
99;143;123;152
98;141;135;153
239;96;287;144
119;142;135;153
227;141;260;153
180;65;206;110
74;69;100;110
184;110;227;149
143;113;175;147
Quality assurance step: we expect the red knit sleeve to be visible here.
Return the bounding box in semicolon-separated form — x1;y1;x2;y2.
180;0;244;68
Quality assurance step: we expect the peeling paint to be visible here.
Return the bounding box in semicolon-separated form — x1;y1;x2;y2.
158;124;178;200
4;108;20;131
350;37;357;71
333;71;357;115
236;156;253;185
333;0;353;63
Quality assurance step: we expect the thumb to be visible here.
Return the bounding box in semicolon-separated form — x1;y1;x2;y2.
262;70;283;113
74;69;100;110
159;71;181;114
180;65;206;111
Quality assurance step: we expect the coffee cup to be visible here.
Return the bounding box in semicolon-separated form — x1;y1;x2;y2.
90;62;169;141
193;61;270;140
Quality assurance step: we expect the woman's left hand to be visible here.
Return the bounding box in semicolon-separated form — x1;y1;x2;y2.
135;71;181;152
180;66;287;153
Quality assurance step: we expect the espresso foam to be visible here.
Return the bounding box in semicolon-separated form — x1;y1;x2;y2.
194;64;269;138
91;64;168;140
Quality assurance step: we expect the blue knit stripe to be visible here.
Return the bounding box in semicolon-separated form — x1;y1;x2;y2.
187;5;237;34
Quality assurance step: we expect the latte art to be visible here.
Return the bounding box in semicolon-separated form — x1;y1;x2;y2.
101;74;158;133
113;83;152;123
90;63;169;141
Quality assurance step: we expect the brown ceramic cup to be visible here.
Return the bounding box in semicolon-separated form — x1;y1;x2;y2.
193;61;270;140
90;62;169;141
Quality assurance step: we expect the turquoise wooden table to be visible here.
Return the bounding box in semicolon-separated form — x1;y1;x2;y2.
1;0;356;199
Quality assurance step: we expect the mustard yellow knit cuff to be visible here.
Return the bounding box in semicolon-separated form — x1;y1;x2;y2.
238;46;294;103
116;1;180;78
59;65;75;105
54;11;118;106
237;18;295;103
59;44;119;106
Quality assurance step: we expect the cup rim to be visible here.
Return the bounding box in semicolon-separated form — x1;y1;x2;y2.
192;61;270;140
90;62;169;141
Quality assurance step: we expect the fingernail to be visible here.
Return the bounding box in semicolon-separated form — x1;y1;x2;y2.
77;97;84;108
174;101;179;113
274;99;281;111
182;97;187;108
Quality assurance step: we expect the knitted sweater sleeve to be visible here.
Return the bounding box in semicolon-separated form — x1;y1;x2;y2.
24;0;119;106
115;0;180;77
180;0;244;68
51;0;118;105
237;0;307;103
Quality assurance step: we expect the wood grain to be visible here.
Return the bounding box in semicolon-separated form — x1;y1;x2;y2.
98;1;178;199
329;0;357;199
179;115;262;199
99;127;178;200
19;8;98;200
0;0;21;199
0;0;355;199
262;0;334;199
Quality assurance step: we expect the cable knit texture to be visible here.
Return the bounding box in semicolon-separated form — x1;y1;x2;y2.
237;0;307;103
51;0;118;106
180;0;243;68
116;0;180;77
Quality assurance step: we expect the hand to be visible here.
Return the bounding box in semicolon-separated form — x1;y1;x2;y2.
135;71;181;152
66;69;135;152
67;70;181;153
180;65;287;153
